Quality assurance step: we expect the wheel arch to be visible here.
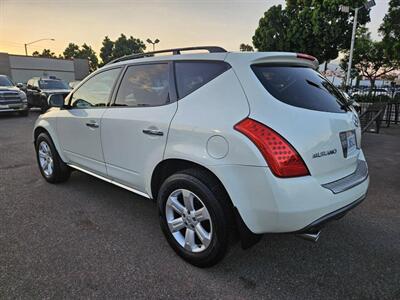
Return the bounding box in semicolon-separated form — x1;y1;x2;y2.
150;158;261;248
150;159;227;201
34;122;68;163
34;126;49;142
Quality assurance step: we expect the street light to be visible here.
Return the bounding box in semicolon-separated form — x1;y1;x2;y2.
146;38;160;51
339;0;375;89
24;38;55;56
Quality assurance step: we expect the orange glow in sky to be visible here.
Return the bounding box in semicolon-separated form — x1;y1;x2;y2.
0;0;389;58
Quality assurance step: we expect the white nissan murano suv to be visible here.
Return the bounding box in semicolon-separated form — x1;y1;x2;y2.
34;47;369;267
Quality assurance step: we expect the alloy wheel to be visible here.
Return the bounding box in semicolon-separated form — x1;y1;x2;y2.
38;141;54;177
165;189;213;253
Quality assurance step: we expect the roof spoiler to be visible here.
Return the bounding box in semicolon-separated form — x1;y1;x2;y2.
251;53;319;70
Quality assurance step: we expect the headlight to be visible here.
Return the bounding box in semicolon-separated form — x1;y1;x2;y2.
18;91;27;102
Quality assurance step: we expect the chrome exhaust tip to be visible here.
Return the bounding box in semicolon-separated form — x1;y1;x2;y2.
297;230;321;242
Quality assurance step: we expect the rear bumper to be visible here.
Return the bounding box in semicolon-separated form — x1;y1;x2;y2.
209;156;369;234
322;160;368;194
296;193;366;233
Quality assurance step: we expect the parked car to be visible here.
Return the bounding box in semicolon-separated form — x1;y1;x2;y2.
393;91;400;101
0;75;29;116
352;88;391;98
25;76;71;112
16;82;27;90
68;81;81;89
33;47;369;267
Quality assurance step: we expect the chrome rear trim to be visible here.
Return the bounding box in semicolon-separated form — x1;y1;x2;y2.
68;164;151;199
322;160;368;194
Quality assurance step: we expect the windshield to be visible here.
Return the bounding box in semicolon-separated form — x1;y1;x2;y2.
0;76;14;87
252;65;349;113
39;80;69;90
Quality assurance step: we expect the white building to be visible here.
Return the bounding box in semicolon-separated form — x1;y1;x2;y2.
0;52;89;83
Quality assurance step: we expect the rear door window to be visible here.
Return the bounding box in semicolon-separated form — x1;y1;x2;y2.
252;66;349;113
114;63;170;107
175;61;230;98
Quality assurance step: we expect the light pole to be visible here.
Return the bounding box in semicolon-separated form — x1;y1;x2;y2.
146;38;160;51
339;0;375;89
24;38;55;56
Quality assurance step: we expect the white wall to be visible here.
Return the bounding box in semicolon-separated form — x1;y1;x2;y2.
10;69;75;83
9;55;75;83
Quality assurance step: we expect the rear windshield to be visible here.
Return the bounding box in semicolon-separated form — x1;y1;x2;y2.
252;66;349;113
39;80;69;90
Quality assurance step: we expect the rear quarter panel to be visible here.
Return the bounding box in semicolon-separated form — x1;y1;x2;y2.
164;68;264;167
227;54;362;184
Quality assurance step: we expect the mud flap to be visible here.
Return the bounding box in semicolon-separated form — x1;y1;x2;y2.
234;207;262;249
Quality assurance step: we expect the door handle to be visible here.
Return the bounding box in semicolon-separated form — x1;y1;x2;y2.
86;122;99;128
142;129;164;136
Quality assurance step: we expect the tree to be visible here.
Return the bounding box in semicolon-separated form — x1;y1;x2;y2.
79;43;99;72
63;43;98;72
63;43;80;59
32;49;56;58
379;0;400;60
99;36;114;65
112;34;146;60
253;5;291;53
99;34;146;65
340;27;399;89
239;43;254;52
252;0;370;69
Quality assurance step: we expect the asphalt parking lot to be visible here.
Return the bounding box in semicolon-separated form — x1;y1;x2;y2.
1;111;399;299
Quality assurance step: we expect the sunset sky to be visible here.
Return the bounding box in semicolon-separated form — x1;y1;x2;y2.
0;0;390;57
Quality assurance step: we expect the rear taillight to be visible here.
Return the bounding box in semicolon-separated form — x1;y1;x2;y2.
297;53;317;62
234;118;309;178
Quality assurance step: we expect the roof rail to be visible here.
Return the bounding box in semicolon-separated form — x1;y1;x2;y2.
106;46;227;65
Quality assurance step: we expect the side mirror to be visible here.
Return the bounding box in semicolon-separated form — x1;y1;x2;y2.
48;94;65;108
16;83;24;89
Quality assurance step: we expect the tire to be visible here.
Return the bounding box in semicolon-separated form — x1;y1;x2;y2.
18;109;29;117
158;169;233;267
35;132;70;183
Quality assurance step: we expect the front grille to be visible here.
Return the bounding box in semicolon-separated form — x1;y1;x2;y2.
0;92;21;104
0;100;21;105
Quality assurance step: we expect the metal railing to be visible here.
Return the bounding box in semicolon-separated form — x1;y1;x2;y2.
359;102;387;133
349;85;400;133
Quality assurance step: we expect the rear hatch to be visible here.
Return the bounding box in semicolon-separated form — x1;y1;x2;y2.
228;53;361;184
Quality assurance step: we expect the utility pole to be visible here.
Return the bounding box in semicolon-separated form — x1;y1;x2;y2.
24;38;55;56
346;7;359;89
339;0;375;90
146;38;160;51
